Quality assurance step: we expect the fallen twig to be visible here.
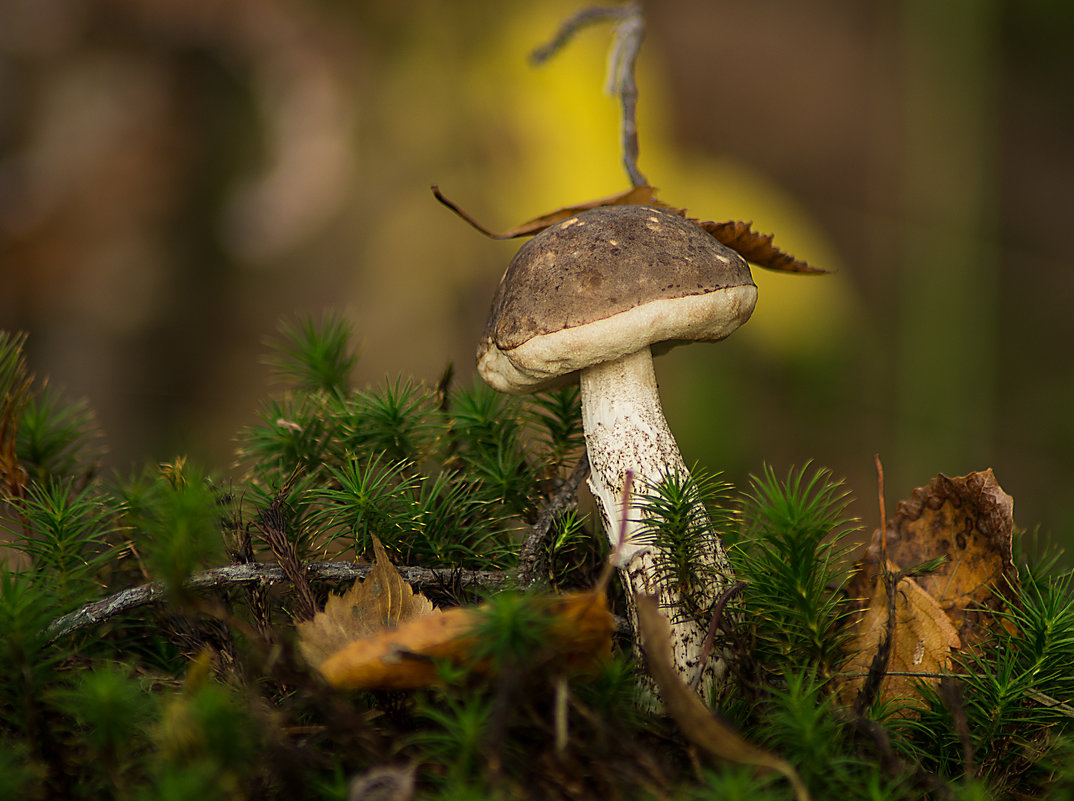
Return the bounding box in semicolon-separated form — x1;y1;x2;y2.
47;561;507;642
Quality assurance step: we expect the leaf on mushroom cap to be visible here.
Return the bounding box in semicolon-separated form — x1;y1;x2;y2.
476;205;758;394
697;220;822;274
431;184;825;273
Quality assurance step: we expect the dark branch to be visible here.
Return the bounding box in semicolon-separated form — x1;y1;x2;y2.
47;561;508;642
515;453;590;589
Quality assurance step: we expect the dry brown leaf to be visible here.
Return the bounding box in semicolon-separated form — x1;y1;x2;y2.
296;537;438;669
841;469;1018;710
635;595;810;801
431;184;668;239
840;562;961;708
496;185;675;239
849;469;1018;650
431;185;824;273
316;604;473;690
698;219;824;274
314;589;614;691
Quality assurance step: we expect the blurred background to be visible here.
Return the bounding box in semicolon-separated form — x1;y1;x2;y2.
1;0;1071;549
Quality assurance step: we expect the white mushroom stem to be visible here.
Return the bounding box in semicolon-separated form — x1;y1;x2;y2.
579;346;734;697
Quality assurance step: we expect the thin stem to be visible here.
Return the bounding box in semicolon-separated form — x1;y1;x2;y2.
531;3;648;188
608;5;646;187
694;580;747;690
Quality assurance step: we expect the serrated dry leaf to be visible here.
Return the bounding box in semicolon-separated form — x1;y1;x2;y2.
431;185;824;273
314;589;613;691
850;469;1018;650
635;595;810;801
296;537;438;668
698;219;823;274
840;562;961;708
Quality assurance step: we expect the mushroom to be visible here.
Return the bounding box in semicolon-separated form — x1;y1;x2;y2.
477;204;757;694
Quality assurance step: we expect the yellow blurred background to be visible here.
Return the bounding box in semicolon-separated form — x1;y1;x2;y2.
2;0;1072;549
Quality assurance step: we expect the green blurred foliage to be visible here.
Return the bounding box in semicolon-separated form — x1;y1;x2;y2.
0;0;1071;554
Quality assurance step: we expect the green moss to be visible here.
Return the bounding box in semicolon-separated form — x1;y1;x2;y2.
1;322;1071;800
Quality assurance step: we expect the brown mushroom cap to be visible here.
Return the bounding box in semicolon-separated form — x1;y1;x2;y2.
477;205;757;394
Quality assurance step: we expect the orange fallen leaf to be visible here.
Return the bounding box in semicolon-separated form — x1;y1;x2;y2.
317;589;613;691
431;185;824;273
315;602;473;690
296;537;437;668
297;541;614;690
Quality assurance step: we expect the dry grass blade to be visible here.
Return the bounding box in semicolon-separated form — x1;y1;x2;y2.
635;595;811;801
255;493;317;621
